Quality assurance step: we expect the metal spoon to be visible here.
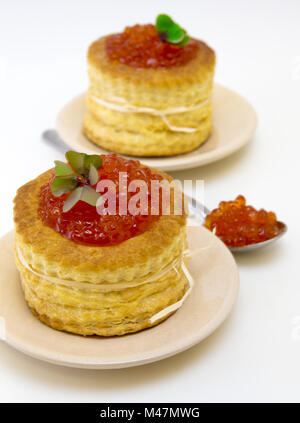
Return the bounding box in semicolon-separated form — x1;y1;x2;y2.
186;194;287;253
42;130;288;253
42;129;70;153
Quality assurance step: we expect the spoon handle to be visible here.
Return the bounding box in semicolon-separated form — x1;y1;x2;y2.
42;129;70;153
185;194;210;225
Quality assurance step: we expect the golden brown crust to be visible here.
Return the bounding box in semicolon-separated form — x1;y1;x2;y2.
84;36;215;157
29;306;177;337
13;164;188;336
88;36;215;86
18;257;187;336
13;168;186;282
82;108;212;157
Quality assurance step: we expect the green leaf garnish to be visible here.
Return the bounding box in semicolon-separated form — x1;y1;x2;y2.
51;151;103;212
89;164;99;186
167;24;185;43
62;186;101;213
177;33;190;46
54;161;75;177
51;176;78;197
63;186;83;212
65;151;102;177
156;14;174;32
65;151;86;175
156;14;189;46
80;185;101;207
84;154;102;172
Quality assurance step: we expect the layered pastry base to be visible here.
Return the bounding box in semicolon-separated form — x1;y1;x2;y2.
83;21;215;157
13;153;190;336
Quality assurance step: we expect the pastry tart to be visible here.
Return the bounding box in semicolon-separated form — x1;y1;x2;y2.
13;152;190;336
83;15;215;157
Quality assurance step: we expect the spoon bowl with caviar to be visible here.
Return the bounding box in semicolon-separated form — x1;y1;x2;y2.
187;195;287;253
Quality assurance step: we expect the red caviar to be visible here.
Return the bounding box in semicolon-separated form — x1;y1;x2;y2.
38;154;163;246
106;24;199;69
204;195;283;247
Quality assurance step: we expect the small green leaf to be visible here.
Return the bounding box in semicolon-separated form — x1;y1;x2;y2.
54;161;75;177
167;24;185;43
155;14;190;46
156;14;174;32
65;151;86;174
84;155;102;171
62;186;83;212
52;152;103;209
80;185;100;207
89;164;99;186
62;185;101;212
177;33;190;46
51;176;78;197
65;151;102;180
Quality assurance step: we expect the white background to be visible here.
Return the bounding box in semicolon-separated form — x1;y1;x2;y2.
0;0;299;403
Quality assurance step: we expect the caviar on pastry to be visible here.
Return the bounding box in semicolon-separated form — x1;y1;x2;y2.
38;152;163;246
13;151;189;336
106;23;199;69
204;195;283;247
83;14;215;157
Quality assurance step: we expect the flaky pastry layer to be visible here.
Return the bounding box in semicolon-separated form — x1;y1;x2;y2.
13;167;188;336
83;36;215;156
17;255;188;336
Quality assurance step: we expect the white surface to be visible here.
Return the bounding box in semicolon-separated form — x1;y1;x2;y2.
0;0;299;403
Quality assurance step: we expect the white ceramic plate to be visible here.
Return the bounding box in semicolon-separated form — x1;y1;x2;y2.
56;84;257;171
0;226;239;369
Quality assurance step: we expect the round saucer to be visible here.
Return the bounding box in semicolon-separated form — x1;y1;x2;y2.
56;84;257;171
0;226;239;369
